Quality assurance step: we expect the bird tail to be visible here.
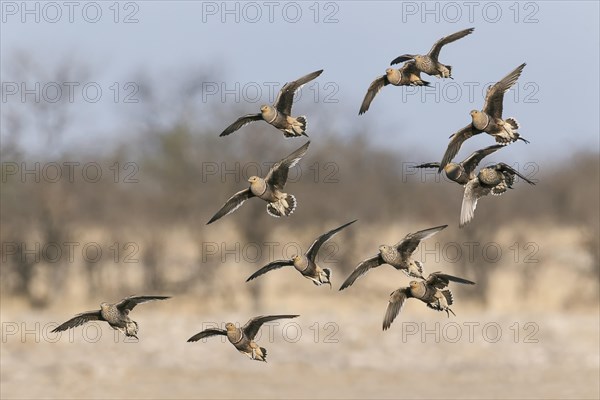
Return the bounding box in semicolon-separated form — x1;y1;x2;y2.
322;268;332;288
501;118;530;144
492;178;511;195
414;260;424;277
259;347;268;362
266;194;297;217
442;289;454;306
125;320;139;338
445;64;453;78
286;116;308;137
426;290;454;314
506;117;519;130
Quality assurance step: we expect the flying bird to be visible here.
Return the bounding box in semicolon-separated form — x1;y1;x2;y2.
339;225;447;290
390;27;475;79
416;144;503;185
359;61;430;115
439;63;529;172
383;272;475;330
246;219;357;287
219;70;323;138
187;315;299;362
51;295;171;339
207;141;310;224
460;162;536;228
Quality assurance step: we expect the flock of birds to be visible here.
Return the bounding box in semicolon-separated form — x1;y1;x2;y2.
52;27;536;362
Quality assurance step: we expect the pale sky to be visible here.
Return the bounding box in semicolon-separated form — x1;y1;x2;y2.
2;1;599;163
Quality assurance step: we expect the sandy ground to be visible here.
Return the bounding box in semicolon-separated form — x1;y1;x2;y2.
2;301;598;399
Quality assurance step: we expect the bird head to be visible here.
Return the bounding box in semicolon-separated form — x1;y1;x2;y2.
444;163;461;180
378;245;389;253
409;281;419;289
470;110;490;130
100;302;109;309
248;176;259;184
225;322;236;331
385;68;401;84
260;105;271;113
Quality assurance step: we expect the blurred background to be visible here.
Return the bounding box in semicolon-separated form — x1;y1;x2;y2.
1;1;598;399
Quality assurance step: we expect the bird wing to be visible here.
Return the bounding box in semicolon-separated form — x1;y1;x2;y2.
265;141;310;190
359;75;389;115
439;124;478;172
187;328;227;342
274;69;323;115
306;219;357;262
243;315;299;340
482;63;526;119
414;162;441;169
51;310;103;333
219;113;263;137
383;288;410;330
426;272;475;288
400;61;420;75
461;144;504;176
427;27;475;60
389;54;415;66
116;295;171;312
246;260;294;282
460;179;489;228
495;162;536;185
395;225;447;258
207;188;255;225
338;254;384;291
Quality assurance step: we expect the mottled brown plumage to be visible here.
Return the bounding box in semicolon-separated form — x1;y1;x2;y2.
246;220;357;287
220;70;322;138
416;145;503;185
207;142;309;224
359;62;430;114
383;272;475;330
460;162;535;227
51;295;171;339
187;315;299;362
339;225;447;290
439;63;529;171
390;28;474;78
